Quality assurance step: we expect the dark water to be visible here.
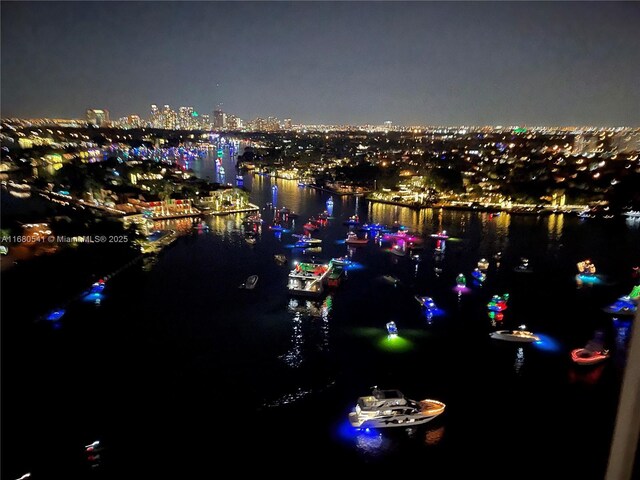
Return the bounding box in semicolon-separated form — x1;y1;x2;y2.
3;147;640;478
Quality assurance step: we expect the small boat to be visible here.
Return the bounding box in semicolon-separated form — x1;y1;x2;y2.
245;234;257;245
477;258;490;271
487;294;509;312
415;296;436;310
89;280;106;294
386;321;398;336
331;256;352;266
46;308;66;322
348;388;445;429
571;332;609;366
602;295;637;316
274;254;287;265
269;224;285;231
272;184;278;193
514;257;533;273
346;232;368;245
298;181;305;187
303;222;318;231
456;273;466;287
471;268;486;283
382;275;400;285
343;215;360;226
299;237;322;245
326;196;334;208
430;230;449;240
490;325;540;343
239;275;259;289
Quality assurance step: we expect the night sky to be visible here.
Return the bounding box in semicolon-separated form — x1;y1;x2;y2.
1;1;639;126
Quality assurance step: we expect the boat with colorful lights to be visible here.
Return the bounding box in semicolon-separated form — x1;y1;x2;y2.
348;388;446;429
477;258;490;271
287;262;330;296
490;325;539;343
471;268;486;283
571;332;609;366
415;295;436;310
343;215;360;226
386;321;398;336
345;232;368;245
430;230;449;240
487;294;509;312
602;294;637;316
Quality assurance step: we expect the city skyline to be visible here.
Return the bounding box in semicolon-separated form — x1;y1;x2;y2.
1;2;639;126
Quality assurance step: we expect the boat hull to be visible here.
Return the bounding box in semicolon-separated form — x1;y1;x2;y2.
349;413;438;429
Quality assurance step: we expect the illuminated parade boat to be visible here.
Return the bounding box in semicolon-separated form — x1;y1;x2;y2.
514;257;533;273
571;334;610;366
274;254;287;265
490;325;540;343
456;273;467;287
430;230;449;240
477;258;490;271
471;268;486;283
415;295;436;310
345;232;368;245
487;294;509;312
343;215;360;226
287;262;329;296
386;321;398;336
348;388;446;429
326;196;334;209
602;295;637;316
576;259;598;282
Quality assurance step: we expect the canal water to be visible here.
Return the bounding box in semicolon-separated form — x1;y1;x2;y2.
2;144;640;478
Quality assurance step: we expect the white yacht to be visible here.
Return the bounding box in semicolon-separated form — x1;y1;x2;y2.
348;388;445;429
490;325;540;343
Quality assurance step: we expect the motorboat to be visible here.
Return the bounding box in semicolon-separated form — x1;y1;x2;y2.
386;321;398;336
288;262;329;296
477;258;490;271
331;256;351;266
240;275;259;290
326;196;334;209
571;333;609;366
299;236;322;244
346;232;368;245
514;257;533;273
490;325;540;343
245;233;257;245
274;254;287;265
577;259;596;275
430;230;449;240
303;222;318;231
343;215;360;226
89;280;106;294
415;295;436;310
269;224;285;231
46;308;66;322
602;295;637;316
471;268;486;283
487;294;509;312
456;273;466;287
348;388;446;429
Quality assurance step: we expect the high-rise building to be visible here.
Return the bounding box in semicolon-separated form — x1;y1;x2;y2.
162;105;177;130
213;110;226;129
86;109;110;127
150;105;161;128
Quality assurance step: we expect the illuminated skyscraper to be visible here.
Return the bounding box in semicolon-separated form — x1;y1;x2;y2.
213;109;226;129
